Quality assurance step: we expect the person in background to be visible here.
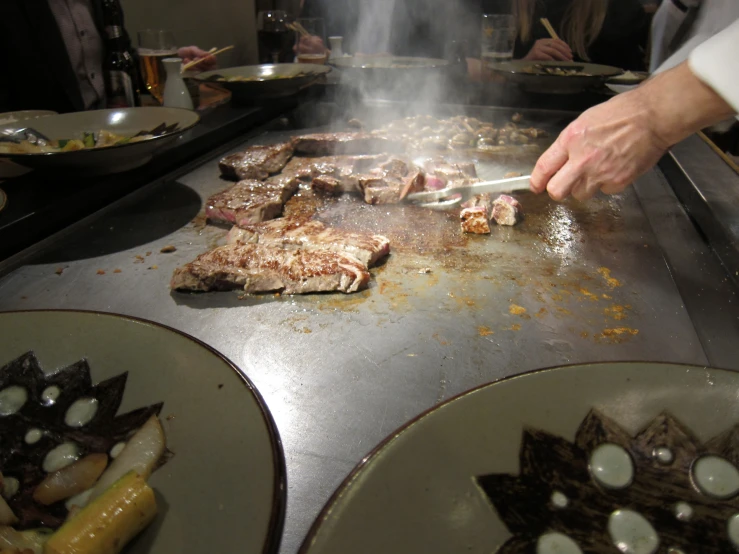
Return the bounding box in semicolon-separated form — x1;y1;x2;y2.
529;19;738;202
512;0;650;69
0;0;215;113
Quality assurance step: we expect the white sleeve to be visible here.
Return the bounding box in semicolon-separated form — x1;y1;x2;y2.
688;18;739;112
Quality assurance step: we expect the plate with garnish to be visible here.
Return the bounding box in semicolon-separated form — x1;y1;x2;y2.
0;310;285;554
300;362;739;554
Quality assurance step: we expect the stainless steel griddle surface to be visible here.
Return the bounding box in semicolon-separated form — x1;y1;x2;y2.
0;103;734;553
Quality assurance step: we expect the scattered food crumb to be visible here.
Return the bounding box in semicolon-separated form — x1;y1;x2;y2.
274;292;281;297
146;251;152;256
134;255;145;263
96;269;105;275
165;414;175;421
148;265;158;270
595;327;639;343
509;303;527;316
478;326;495;337
113;269;122;273
512;112;522;123
218;384;224;389
604;304;631;321
578;287;598;301
536;307;548;318
302;327;312;334
55;267;64;275
160;245;177;253
432;333;450;346
418;267;432;274
580;331;589;339
508;324;522;331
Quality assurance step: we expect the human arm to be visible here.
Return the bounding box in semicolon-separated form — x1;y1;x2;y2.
529;20;739;201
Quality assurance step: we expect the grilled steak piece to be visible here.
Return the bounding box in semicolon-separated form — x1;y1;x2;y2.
492;195;522;226
171;243;370;294
219;142;295;181
311;175;343;196
292;133;404;155
227;218;390;267
460;194;493;234
205;177;299;227
422;159;478;183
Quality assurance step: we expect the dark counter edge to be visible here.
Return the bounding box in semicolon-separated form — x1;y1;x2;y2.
660;134;739;287
0;100;298;276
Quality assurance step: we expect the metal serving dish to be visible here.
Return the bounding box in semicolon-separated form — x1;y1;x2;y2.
196;63;332;102
0;107;199;175
489;60;622;94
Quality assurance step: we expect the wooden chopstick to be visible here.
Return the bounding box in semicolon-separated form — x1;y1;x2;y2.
287;22;311;38
181;45;234;72
540;18;561;41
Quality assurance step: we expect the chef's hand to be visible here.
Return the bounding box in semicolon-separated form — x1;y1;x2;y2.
523;38;573;61
178;46;217;71
530;91;668;201
530;62;735;201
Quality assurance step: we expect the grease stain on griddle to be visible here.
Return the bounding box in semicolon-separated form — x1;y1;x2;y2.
604;304;631;321
597;267;622;288
509;304;527;316
478;326;495;337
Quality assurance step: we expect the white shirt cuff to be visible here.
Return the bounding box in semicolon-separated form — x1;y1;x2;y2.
688;19;739;113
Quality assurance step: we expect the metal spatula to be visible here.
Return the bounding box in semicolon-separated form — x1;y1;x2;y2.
406;175;531;210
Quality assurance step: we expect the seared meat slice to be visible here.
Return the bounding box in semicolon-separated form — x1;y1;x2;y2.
378;158;408;179
219;142;294;181
292;133;404;155
422;159;478;182
280;155;387;183
460;194;493;234
227;218;390;267
171;243;370;294
492;195;522;226
359;171;425;205
205;177;299;227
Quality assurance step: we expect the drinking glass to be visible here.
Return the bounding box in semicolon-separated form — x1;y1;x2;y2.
481;14;516;63
257;10;289;64
137;30;178;104
293;18;327;65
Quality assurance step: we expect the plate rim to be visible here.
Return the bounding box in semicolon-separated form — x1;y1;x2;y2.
298;360;736;552
0;107;200;160
0;308;287;554
487;60;623;78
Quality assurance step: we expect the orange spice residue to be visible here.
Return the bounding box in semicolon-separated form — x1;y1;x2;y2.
602;294;612;300
597;267;622;289
578;287;599;301
509;304;527;316
556;307;572;315
595;327;639;343
113;269;122;274
96;270;105;275
536;307;548;318
506;324;522;332
478;326;495;337
604;304;631;321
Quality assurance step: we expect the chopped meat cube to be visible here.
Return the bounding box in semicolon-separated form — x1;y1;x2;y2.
219;142;294;181
205;178;299;227
460;194;493;234
292;133;404;155
227;218;390;267
399;171;426;200
492;194;522;226
171;243;370;294
424;175;447;191
311;176;343;196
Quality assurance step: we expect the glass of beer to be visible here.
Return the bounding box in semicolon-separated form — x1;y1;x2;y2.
481;14;516;64
294;18;328;65
137;29;178;104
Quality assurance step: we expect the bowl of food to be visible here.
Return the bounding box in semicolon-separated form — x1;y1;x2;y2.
195;63;331;102
0;107;200;174
0;309;285;554
488;60;623;94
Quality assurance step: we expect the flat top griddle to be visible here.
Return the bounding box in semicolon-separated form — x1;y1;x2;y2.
1;102;738;554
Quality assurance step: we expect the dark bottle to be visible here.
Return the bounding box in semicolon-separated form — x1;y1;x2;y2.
101;0;140;108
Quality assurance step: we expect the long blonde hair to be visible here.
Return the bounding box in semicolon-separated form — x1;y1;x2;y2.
514;0;608;61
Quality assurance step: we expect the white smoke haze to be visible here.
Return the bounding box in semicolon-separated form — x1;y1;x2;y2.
331;0;493;129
